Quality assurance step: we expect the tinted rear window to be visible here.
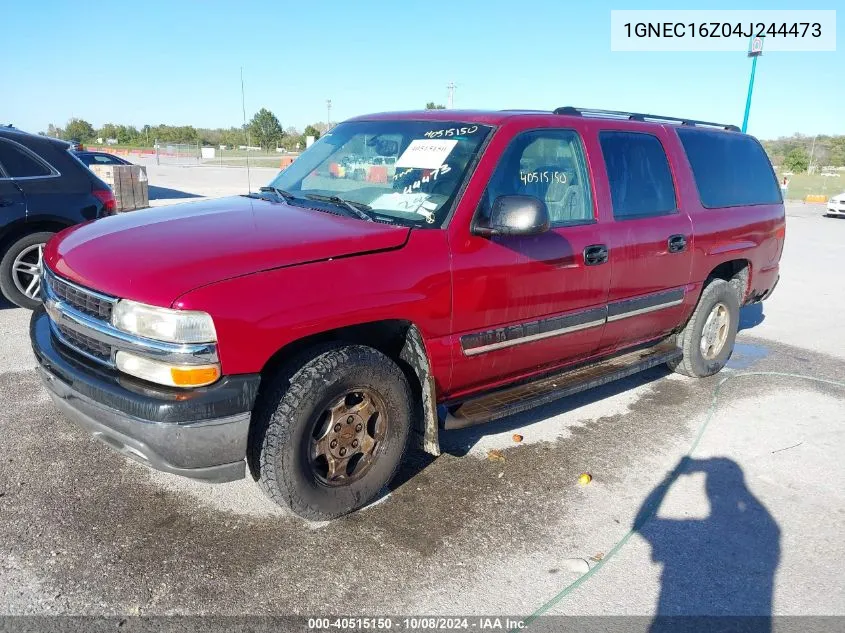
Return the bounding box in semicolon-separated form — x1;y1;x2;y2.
90;154;122;164
599;131;677;219
677;129;780;208
0;139;53;178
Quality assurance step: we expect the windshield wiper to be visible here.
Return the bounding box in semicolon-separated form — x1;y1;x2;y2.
259;186;298;203
304;194;374;222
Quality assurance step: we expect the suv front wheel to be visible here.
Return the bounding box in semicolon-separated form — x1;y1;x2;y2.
0;231;55;309
249;344;413;520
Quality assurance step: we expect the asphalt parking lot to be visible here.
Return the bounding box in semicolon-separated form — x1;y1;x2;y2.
1;192;843;619
130;156;279;207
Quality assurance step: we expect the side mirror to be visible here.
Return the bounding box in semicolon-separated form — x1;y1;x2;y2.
475;195;550;236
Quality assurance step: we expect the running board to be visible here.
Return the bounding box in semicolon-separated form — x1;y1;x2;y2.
444;339;681;430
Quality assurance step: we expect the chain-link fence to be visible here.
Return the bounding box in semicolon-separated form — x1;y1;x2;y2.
154;141;200;165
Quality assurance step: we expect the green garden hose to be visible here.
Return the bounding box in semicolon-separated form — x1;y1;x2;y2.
520;371;845;628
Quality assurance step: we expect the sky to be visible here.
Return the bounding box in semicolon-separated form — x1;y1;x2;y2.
3;0;842;140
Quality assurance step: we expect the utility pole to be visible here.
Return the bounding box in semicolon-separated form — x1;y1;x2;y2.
241;66;252;193
446;82;456;109
809;134;818;174
741;35;764;133
326;99;332;129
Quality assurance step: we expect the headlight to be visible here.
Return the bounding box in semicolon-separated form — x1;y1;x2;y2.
111;299;216;343
116;351;220;388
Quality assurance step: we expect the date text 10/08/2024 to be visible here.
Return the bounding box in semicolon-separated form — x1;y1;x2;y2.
307;617;527;630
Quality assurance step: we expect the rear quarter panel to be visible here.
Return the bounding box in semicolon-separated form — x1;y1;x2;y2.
661;129;785;307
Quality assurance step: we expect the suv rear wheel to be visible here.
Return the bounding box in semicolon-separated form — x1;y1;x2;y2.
668;278;740;378
0;231;55;309
249;344;412;520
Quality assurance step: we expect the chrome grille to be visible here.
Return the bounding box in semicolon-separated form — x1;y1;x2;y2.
43;268;118;366
42;267;219;373
56;324;112;362
46;272;115;321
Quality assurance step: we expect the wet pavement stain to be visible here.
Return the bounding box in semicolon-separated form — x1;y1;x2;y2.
1;336;843;615
726;342;770;370
1;372;700;613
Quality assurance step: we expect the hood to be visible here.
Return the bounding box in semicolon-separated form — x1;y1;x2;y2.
45;196;410;306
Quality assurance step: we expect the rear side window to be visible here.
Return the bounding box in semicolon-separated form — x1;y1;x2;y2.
599;131;676;219
0;139;53;178
677;129;781;208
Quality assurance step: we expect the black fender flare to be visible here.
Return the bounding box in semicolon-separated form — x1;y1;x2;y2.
399;325;440;456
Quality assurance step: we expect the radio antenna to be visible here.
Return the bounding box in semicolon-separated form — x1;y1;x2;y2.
241;66;252;193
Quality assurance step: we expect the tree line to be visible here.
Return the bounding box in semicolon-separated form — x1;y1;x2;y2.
43;102;451;151
761;134;845;173
44;108;327;152
48;107;842;172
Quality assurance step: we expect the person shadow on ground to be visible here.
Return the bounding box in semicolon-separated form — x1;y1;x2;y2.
633;457;781;633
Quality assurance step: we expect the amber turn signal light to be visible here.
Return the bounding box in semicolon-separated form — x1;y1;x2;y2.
170;365;221;387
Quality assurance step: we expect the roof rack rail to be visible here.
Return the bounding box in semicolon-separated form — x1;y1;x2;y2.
552;106;740;132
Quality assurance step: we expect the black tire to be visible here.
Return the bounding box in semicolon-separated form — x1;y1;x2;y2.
0;232;54;309
249;344;413;520
668;278;740;378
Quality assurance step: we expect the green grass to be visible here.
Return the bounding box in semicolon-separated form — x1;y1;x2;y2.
83;143;155;151
207;158;284;168
210;149;296;159
84;144;292;160
775;171;843;201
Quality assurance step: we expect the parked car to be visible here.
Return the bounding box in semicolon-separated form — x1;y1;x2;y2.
826;192;845;217
66;139;84;152
0;128;115;308
74;151;133;167
30;107;784;519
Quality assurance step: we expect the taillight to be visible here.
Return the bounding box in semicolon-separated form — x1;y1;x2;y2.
93;188;116;215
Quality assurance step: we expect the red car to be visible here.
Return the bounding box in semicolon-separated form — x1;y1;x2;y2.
31;107;784;519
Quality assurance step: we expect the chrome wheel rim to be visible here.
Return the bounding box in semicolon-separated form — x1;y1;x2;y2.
310;388;388;486
700;302;730;360
12;243;44;301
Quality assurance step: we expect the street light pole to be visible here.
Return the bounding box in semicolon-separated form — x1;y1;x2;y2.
326;99;332;129
446;82;456;109
808;134;818;174
741;35;764;133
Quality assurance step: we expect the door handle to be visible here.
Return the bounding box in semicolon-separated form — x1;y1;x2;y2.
583;244;608;266
0;198;15;208
668;234;687;253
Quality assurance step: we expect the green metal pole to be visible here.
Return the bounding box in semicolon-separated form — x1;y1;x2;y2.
741;54;758;133
741;36;764;133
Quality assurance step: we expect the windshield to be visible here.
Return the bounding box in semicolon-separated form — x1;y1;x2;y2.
267;120;492;227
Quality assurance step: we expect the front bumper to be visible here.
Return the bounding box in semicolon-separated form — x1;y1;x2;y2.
827;204;845;215
31;307;261;483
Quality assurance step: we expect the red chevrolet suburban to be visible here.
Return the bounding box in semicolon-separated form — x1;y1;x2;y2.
31;107;784;519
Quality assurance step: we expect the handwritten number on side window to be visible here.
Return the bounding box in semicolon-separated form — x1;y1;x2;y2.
519;171;568;186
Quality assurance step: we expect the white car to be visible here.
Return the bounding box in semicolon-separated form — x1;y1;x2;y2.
827;192;845;217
